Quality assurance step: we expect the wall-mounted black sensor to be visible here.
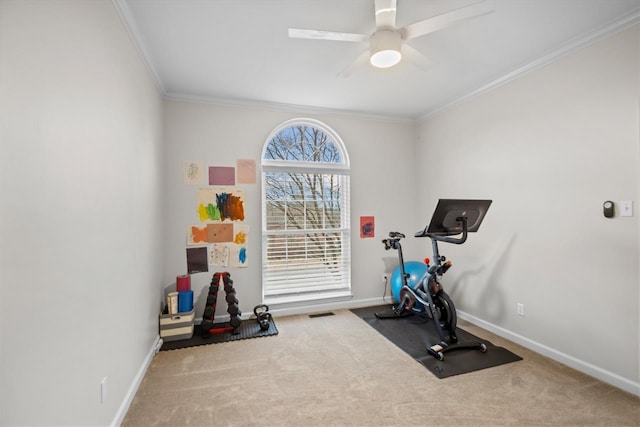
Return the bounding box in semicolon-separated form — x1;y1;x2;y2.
603;201;614;218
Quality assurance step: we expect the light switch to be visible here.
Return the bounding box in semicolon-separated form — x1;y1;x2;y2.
620;200;633;217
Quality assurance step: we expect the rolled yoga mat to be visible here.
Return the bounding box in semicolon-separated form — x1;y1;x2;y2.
176;274;191;292
178;290;194;312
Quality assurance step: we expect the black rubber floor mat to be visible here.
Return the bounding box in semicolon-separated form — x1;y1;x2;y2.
351;305;522;378
160;318;278;351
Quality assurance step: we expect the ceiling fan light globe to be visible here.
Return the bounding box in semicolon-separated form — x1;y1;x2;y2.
370;50;401;68
369;29;402;68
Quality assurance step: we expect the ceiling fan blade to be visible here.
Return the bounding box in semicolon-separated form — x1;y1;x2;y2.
401;0;494;41
338;50;370;78
401;43;432;71
288;28;369;43
374;0;397;29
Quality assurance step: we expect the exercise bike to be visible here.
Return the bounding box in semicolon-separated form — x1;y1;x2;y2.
379;199;492;361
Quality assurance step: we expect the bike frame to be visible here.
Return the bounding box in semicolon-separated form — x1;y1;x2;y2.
385;217;470;343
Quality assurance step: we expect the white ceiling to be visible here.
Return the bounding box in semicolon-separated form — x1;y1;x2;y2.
116;0;640;121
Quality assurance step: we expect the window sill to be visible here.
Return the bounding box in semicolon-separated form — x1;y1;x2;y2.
264;290;353;307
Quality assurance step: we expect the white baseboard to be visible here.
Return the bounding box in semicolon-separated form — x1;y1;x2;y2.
192;297;389;325
457;310;640;397
111;335;163;427
268;297;387;318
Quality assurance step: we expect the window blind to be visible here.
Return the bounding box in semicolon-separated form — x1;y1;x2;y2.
262;171;351;304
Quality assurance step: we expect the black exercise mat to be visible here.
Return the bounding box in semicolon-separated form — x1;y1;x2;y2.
351;305;522;378
160;318;278;351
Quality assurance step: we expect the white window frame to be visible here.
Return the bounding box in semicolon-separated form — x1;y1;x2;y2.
261;118;351;306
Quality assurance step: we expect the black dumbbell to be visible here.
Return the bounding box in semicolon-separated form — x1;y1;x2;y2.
207;294;217;305
229;316;241;329
201;319;213;335
225;293;238;304
227;304;240;316
203;305;215;320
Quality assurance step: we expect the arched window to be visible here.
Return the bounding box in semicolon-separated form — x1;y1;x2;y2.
261;119;351;305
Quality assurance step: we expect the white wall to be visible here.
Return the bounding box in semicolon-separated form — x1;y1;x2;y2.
162;100;421;318
416;25;639;392
0;1;164;425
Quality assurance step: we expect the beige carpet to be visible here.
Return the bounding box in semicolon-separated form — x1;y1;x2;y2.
122;309;640;426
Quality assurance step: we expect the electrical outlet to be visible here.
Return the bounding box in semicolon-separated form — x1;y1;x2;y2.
100;377;107;404
620;200;633;217
516;303;525;317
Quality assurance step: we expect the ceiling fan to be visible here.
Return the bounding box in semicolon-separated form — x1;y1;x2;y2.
288;0;494;76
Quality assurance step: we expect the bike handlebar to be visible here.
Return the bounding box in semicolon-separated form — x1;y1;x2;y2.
381;231;406;250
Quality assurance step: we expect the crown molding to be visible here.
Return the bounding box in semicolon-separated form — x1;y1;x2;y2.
417;8;640;122
112;0;166;94
164;92;415;124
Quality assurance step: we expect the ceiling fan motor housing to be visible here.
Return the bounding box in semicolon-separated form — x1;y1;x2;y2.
369;29;402;68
